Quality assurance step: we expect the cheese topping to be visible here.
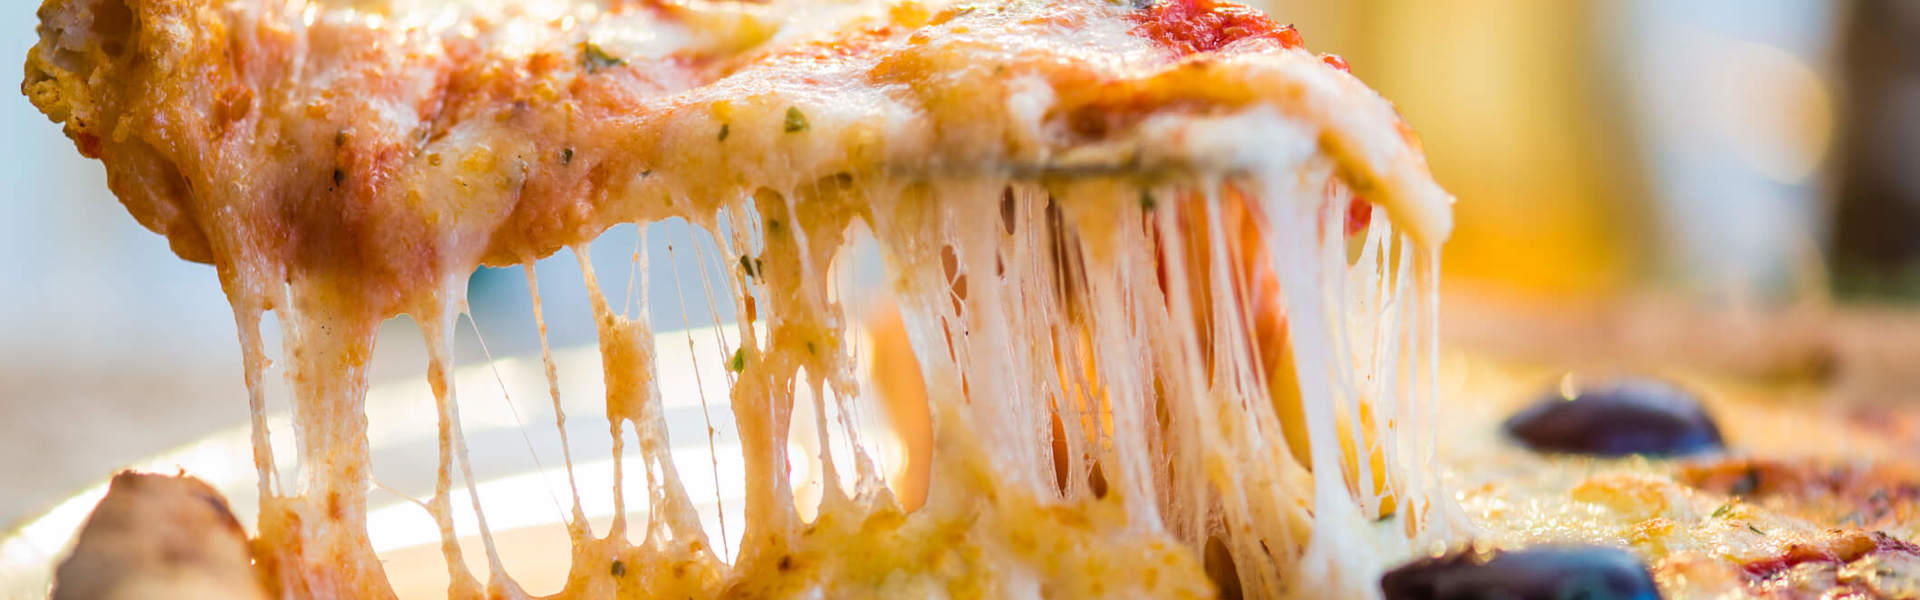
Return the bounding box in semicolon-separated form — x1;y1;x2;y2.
22;0;1460;598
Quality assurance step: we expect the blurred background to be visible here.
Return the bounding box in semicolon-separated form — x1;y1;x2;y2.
1275;0;1858;300
3;0;1919;530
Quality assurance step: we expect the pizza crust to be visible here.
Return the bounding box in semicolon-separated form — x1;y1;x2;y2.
51;472;267;600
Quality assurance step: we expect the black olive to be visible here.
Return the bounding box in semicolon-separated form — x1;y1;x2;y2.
1381;546;1661;600
1503;377;1723;458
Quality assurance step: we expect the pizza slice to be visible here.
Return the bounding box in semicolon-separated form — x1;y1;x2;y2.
24;0;1455;598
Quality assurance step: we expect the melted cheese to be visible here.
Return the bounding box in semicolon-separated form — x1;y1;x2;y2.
22;0;1461;598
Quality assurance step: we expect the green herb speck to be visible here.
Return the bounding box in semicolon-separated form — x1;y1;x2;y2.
560;147;574;165
1748;524;1767;536
609;560;626;576
1140;191;1155;211
729;348;746;372
581;42;626;72
1711;502;1732;519
718;123;731;142
784;107;809;133
739;254;757;277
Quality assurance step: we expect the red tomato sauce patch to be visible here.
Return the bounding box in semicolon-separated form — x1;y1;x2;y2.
1130;0;1303;56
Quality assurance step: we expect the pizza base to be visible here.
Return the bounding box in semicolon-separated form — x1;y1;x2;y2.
1435;359;1920;598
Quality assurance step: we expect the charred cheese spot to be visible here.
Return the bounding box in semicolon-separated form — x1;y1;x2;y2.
1679;458;1920;533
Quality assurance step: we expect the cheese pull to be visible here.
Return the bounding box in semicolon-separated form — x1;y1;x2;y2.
870;185;1402;519
1194;185;1399;519
24;0;1458;596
